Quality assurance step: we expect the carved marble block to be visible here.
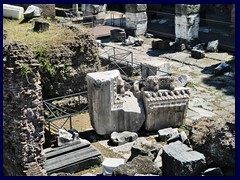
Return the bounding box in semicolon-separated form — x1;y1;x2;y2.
86;70;145;135
142;76;190;131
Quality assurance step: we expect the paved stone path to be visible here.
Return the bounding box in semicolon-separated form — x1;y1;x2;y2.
99;37;235;125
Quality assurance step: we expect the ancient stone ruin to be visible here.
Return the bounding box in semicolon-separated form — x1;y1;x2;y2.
143;76;190;131
86;70;145;135
87;70;190;135
3;42;46;176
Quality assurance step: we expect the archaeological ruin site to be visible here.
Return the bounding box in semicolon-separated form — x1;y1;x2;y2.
3;4;235;176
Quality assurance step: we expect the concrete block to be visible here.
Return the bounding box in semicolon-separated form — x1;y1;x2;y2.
162;141;206;176
3;4;24;19
86;70;145;135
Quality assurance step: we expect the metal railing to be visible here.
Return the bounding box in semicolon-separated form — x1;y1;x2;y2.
43;91;88;134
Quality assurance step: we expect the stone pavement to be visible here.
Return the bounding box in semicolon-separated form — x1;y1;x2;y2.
98;37;235;125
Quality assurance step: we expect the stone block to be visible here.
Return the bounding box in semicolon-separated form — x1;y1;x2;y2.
110;29;126;42
24;5;42;19
86;70;145;135
3;4;24;19
152;39;170;51
125;12;147;36
110;131;138;146
125;4;147;13
158;127;178;141
162;141;206;176
113;155;161;176
143;78;190;131
191;49;205;59
128;137;162;162
141;61;170;78
206;40;219;52
175;4;200;15
33;20;49;32
102;158;125;176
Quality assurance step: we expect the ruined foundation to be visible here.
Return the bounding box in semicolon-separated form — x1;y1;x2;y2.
86;70;145;135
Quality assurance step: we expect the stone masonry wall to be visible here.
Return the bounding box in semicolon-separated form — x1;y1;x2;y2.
3;42;47;176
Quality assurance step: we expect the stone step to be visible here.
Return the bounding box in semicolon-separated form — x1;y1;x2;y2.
44;140;90;159
44;145;102;174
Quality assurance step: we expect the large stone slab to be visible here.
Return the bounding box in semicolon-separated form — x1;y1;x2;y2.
162;141;206;176
86;70;145;135
3;4;24;19
141;61;170;78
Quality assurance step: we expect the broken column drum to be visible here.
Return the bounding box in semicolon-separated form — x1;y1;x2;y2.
87;70;145;135
175;4;200;44
142;76;190;131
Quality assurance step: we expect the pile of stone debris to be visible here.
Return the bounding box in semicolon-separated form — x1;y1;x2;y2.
100;113;235;176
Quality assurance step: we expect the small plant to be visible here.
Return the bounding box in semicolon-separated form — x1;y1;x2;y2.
34;46;57;77
20;63;34;84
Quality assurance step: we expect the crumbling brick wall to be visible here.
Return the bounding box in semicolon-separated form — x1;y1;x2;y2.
3;42;47;176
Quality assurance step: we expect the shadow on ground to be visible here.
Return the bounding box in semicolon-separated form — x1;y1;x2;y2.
146;48;176;57
201;59;235;97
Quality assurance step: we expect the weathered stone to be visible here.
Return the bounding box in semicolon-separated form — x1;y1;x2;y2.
175;4;200;43
175;4;201;15
125;4;147;13
152;39;170;51
33;20;49;32
143;76;190;131
113;155;161;176
175;74;192;87
82;4;107;25
24;5;42;19
158;127;178;141
125;12;147;36
86;70;145;135
173;42;186;51
214;62;231;75
111;29;126;42
206;40;219;52
102;158;125;175
189;115;235;168
191;49;205;59
3;42;46;176
167;131;189;146
110;131;138;146
128;137;162;162
203;167;223;176
141;61;170;78
3;4;24;19
162;141;206;176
